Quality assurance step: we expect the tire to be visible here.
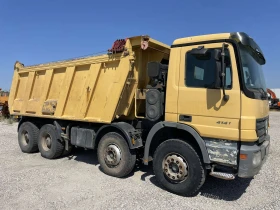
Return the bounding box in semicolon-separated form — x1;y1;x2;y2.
153;139;206;196
18;122;39;153
97;132;136;178
38;124;64;159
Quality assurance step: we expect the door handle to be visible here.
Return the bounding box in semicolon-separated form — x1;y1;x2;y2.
179;115;192;122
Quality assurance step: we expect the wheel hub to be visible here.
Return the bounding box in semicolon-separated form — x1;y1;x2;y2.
46;137;52;148
170;162;179;173
162;154;188;182
21;131;29;146
104;144;121;166
24;133;29;144
41;133;52;151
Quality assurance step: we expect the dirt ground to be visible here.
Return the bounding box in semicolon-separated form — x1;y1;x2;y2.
0;112;280;210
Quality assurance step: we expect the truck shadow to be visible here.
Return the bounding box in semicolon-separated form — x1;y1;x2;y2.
137;164;252;201
67;148;99;165
196;176;252;201
66;149;252;201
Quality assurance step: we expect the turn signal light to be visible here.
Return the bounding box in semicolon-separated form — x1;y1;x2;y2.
240;154;247;160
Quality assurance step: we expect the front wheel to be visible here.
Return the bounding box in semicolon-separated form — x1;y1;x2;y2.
97;132;136;178
153;139;206;196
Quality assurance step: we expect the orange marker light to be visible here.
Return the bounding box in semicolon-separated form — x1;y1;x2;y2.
240;154;248;160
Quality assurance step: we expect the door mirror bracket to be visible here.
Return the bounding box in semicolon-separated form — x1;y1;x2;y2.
221;43;229;101
213;44;229;101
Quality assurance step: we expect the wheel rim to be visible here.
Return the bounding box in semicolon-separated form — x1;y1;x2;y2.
41;133;52;151
162;153;189;183
104;144;122;167
21;130;29;146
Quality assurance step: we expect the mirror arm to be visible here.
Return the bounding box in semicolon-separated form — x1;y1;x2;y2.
221;43;229;101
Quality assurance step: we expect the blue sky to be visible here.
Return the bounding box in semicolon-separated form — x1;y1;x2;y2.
0;0;279;90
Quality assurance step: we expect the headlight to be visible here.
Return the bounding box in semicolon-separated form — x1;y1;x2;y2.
265;120;268;135
252;151;262;167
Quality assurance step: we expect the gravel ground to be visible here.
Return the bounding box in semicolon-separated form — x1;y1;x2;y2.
0;112;280;210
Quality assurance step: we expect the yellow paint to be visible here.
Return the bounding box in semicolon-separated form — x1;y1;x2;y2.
165;47;180;115
173;33;231;45
240;93;269;141
164;113;178;122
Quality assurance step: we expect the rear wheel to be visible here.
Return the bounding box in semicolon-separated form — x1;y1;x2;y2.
97;132;136;178
153;139;206;196
38;124;64;159
18;122;39;153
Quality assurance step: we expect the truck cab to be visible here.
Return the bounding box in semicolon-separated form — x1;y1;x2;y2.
144;32;269;188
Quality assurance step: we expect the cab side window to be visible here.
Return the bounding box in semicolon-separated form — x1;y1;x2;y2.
185;48;232;89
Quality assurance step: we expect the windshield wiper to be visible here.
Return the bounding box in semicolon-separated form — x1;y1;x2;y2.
254;87;267;99
259;88;268;99
248;87;267;99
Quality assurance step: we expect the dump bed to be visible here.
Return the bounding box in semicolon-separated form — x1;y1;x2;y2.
8;36;170;123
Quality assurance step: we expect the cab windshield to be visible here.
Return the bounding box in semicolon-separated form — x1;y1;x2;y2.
239;44;267;95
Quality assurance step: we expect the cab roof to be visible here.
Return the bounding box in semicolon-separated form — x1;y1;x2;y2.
172;33;231;46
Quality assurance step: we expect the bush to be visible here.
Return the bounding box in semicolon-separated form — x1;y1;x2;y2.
0;116;16;124
5;117;15;124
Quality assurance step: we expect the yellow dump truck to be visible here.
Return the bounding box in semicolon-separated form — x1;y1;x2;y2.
8;32;270;196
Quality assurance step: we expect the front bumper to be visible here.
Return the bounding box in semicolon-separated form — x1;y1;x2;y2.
238;134;270;178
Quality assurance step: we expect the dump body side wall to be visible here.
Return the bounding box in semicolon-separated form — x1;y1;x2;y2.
8;36;170;123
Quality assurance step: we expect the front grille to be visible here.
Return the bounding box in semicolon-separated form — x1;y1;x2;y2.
256;117;268;144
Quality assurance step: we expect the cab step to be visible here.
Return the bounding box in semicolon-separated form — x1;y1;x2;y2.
209;171;236;180
209;165;236;180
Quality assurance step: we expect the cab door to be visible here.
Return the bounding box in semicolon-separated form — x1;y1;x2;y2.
177;42;241;141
